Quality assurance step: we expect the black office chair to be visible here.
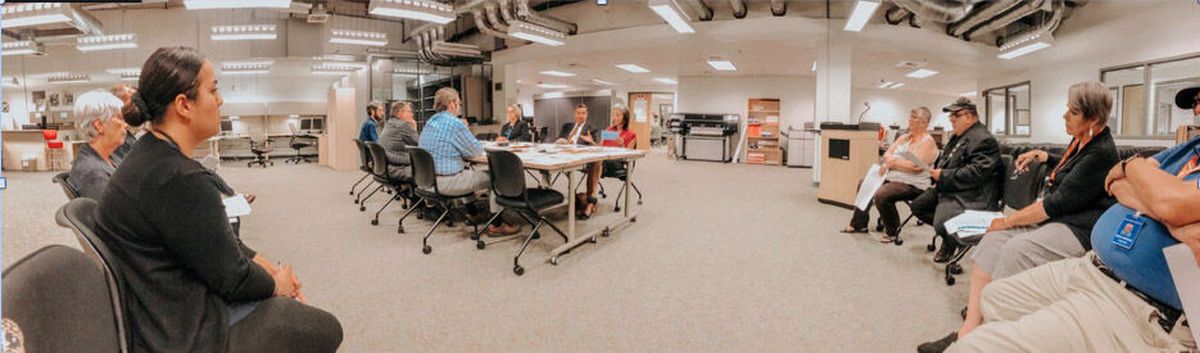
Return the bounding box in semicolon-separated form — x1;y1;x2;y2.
2;245;125;353
284;135;313;164
357;142;390;211
52;172;79;200
53;198;130;352
247;139;273;168
365;142;414;226
399;147;480;254
351;139;375;202
596;141;643;211
477;150;569;276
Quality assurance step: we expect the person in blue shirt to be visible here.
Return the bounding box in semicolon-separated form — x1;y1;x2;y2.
943;86;1200;353
418;87;519;236
358;101;383;142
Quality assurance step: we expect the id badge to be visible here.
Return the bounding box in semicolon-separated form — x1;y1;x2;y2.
1111;214;1144;250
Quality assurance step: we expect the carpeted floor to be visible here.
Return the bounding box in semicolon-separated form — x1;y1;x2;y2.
2;151;968;352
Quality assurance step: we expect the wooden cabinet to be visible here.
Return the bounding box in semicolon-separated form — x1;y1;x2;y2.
746;98;782;165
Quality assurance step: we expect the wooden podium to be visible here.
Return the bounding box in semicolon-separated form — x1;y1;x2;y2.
817;122;881;208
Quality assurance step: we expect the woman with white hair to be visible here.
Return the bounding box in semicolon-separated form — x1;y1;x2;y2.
68;90;128;199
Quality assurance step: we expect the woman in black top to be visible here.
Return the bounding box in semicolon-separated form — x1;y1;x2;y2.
95;47;341;353
919;81;1120;353
497;103;530;142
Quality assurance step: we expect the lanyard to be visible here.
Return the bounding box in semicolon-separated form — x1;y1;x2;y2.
1178;155;1200;179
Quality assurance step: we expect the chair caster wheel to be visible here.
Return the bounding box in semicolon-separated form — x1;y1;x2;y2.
371;219;378;226
349;191;355;195
949;264;962;274
422;245;432;255
894;239;904;246
945;276;956;285
875;225;885;232
630;217;637;223
638;201;643;206
927;244;937;252
353;200;359;204
550;257;558;265
532;232;540;240
470;234;479;241
601;229;610;237
360;206;366;211
397;227;405;234
614;207;621;212
589;236;597;243
514;265;524;276
476;241;485;250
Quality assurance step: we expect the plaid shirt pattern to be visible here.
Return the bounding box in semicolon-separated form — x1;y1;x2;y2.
418;111;482;175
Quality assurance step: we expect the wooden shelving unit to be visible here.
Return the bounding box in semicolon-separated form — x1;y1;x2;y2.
745;98;782;165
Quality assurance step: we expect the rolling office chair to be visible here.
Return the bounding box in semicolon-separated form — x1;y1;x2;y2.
2;246;125;353
351;139;376;203
365;143;414;226
247;139;273;168
596;140;643;212
284;135;314;164
52;172;80;200
399;147;480;255
477;150;569;276
53;198;130;353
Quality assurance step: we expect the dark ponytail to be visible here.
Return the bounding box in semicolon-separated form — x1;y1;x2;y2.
131;46;206;126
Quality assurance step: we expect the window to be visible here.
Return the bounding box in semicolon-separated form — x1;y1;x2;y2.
983;82;1031;136
1102;54;1200;138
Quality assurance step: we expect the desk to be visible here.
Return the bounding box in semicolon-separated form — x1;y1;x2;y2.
467;142;647;264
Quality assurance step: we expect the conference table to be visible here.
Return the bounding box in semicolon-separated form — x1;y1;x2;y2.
467;142;648;264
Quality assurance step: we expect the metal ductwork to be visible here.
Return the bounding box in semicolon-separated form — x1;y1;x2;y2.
729;0;747;19
946;0;1021;38
960;0;1047;41
471;8;512;40
769;0;786;16
679;0;714;21
484;2;508;32
889;0;976;23
884;6;911;25
515;0;578;35
997;0;1066;47
411;26;484;65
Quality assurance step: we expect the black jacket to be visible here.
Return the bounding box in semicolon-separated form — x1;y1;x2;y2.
558;122;595;145
934;122;1003;210
501;120;531;142
1041;127;1120;248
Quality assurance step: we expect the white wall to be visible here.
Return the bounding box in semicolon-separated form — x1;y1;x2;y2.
977;1;1200;146
676;75;815;131
850;88;958;131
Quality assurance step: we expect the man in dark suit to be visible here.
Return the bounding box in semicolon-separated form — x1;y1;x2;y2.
556;103;596;145
910;97;1003;262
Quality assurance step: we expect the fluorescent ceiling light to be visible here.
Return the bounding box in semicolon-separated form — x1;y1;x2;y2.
811;61;817;72
1;3;74;29
77;33;138;52
537;83;568;89
318;62;368;70
843;0;881;32
311;63;361;75
654;77;677;85
507;20;565;46
368;0;455;25
330;29;388;46
616;64;650;73
221;61;272;75
48;74;90;85
212;25;277;41
706;58;737;71
960;91;977;97
878;81;898;89
542;92;565;99
184;0;291;10
1;41;44;56
906;68;938;79
998;31;1054;60
107;67;141;81
647;0;694;34
591;78;614;86
890;82;905;89
540;70;576;77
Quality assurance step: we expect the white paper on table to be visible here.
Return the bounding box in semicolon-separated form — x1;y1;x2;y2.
854;164;887;211
944;210;1005;239
1164;243;1200;341
898;151;931;171
222;194;252;218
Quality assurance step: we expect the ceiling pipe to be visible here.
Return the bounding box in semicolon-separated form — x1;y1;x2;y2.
996;0;1066;47
498;0;518;24
679;0;714;21
962;0;1047;41
471;8;513;40
889;0;976;23
947;0;1022;38
515;0;578;35
769;0;786;16
729;0;747;19
884;6;912;25
484;2;508;32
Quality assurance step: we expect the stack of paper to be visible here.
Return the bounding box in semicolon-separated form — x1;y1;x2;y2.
222;194;252;218
854;164;887;211
944;210;1005;239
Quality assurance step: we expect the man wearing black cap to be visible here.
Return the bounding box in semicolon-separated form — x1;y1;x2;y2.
910;97;1004;262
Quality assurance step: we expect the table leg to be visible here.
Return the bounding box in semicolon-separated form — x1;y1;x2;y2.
623;159;632;218
567;170;576;239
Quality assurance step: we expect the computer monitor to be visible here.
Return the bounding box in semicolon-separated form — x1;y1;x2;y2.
300;119;312;131
310;118;324;130
220;120;233;133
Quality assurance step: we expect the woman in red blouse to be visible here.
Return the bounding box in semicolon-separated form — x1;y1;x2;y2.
579;103;637;219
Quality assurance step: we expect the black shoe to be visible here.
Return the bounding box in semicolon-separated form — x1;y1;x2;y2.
917;332;957;353
961;306;968;319
933;243;958;263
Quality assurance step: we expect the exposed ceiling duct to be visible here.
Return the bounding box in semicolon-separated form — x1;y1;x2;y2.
945;0;1021;38
888;0;1081;48
997;0;1067;47
470;8;512;40
729;0;747;19
959;0;1046;41
412;25;485;65
769;0;787;17
889;0;976;23
514;0;577;35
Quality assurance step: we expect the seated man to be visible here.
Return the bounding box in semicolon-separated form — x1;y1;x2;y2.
910;97;1003;262
68;90;128;199
379;101;419;180
418;87;518;235
556;103;595;145
359;101;383;143
944;87;1200;352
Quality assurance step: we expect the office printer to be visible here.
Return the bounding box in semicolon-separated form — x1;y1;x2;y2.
672;113;740;162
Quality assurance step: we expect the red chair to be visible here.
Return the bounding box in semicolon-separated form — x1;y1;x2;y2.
43;130;67;170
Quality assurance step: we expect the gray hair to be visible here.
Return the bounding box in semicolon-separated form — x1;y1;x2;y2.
911;106;932;121
433;87;460;112
1068;81;1112;124
390;100;413;116
73;90;125;140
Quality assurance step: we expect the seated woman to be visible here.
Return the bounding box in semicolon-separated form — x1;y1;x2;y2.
67;90;128;199
579;103;637;219
94;46;341;353
919;81;1120;353
841;107;937;243
497;104;531;142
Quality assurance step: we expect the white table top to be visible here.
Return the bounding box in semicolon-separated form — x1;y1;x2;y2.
468;142;647;171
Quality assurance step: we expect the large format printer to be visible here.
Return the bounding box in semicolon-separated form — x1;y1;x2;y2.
669;113;740;162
